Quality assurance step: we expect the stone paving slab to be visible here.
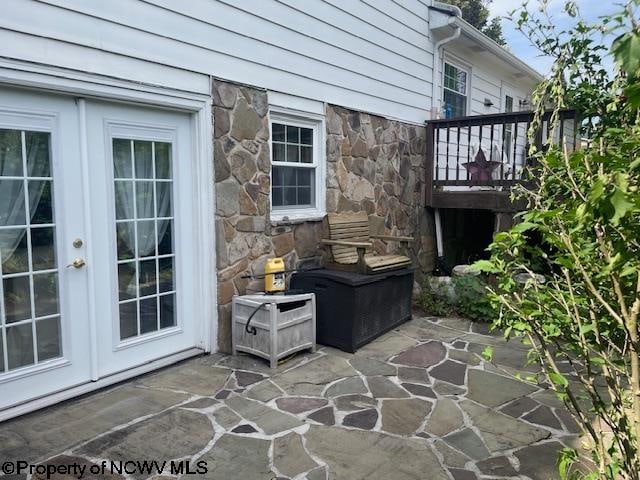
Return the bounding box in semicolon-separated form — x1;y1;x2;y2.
305;425;449;480
136;363;231;396
0;385;189;463
0;316;585;479
77;409;214;467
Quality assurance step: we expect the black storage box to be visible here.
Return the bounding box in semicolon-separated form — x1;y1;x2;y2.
291;267;414;353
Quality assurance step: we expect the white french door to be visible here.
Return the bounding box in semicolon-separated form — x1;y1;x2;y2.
85;101;199;377
0;89;202;413
0;88;92;408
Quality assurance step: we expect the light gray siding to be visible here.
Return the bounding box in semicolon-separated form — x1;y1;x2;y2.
0;0;435;123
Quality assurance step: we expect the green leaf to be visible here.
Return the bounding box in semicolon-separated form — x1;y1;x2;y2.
579;323;594;335
612;32;640;75
589;178;605;201
610;189;633;225
481;346;494;362
511;221;537;233
549;371;569;389
558;447;578;480
471;260;498;273
623;82;640;110
620;264;637;277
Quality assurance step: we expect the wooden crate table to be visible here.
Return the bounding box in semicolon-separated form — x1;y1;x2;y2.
231;293;316;368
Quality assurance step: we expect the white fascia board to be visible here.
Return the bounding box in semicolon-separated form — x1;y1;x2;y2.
454;17;544;83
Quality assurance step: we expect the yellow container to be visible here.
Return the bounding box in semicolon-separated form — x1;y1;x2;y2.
264;257;286;293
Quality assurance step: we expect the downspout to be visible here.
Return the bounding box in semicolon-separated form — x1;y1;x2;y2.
430;3;461;274
430;3;462;119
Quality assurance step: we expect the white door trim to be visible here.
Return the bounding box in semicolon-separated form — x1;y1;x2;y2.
0;63;217;350
77;98;99;380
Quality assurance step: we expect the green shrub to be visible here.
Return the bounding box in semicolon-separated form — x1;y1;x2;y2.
475;2;640;477
453;276;496;322
414;275;495;322
415;279;452;317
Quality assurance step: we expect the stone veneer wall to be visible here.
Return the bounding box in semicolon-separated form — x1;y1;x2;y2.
213;79;435;352
324;105;435;272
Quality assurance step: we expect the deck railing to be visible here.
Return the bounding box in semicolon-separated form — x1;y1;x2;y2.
425;109;578;205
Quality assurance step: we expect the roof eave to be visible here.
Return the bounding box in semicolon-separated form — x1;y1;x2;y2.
454;17;544;83
430;2;544;83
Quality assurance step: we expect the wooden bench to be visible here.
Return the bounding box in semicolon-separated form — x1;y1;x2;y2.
321;212;413;274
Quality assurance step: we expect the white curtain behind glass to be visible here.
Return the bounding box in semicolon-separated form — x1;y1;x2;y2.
1;130;51;370
0;131;49;268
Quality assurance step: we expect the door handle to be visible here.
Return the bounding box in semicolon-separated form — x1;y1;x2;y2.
66;257;86;269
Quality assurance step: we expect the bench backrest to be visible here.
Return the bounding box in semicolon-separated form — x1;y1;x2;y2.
327;212;372;262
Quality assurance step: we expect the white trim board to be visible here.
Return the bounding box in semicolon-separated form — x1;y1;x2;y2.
0;58;210;109
0;62;218;410
1;61;217;356
268;105;327;223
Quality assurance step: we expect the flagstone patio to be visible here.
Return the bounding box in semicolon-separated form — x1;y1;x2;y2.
1;316;583;480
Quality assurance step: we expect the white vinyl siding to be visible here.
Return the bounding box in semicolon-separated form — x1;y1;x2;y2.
0;0;435;123
438;45;535;118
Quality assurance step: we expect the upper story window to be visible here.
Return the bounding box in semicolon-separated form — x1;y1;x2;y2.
443;62;468;119
269;110;325;221
505;95;514;113
503;94;515;159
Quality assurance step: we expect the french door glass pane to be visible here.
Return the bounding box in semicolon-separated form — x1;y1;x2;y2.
119;302;137;339
159;293;175;329
25;132;51;177
0;129;23;176
157;220;173;255
36;316;61;361
0;128;62;373
115;181;134;220
116;222;135;260
134;141;153;179
0;228;28;274
31;227;56;271
118;262;136;300
113;139;176;340
113;138;133;179
28;180;53;224
33;272;59;317
6;323;34;370
0;180;26;225
3;275;31;323
139;297;157;334
154;143;172;179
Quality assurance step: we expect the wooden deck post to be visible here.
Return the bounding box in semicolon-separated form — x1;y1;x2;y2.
424;121;435;207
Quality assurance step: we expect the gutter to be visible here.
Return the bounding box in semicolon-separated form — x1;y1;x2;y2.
429;2;461;118
429;2;460;270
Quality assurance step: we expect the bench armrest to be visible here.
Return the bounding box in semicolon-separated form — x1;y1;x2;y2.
321;239;373;248
370;234;414;242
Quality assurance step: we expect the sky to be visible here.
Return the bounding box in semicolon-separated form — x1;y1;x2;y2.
487;0;621;76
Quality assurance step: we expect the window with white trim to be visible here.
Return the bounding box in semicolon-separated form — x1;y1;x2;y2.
443;62;468;119
503;95;514;159
269;111;324;221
